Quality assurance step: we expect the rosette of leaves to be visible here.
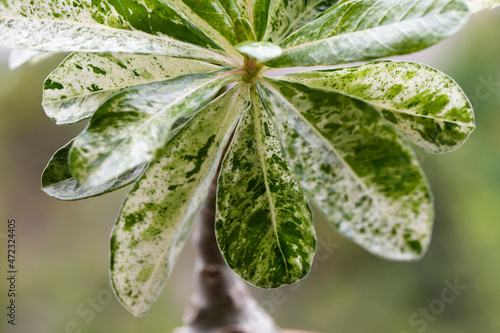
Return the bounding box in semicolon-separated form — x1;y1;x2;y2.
2;0;498;317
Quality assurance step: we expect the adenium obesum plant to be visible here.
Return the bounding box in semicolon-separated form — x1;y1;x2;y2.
2;0;499;331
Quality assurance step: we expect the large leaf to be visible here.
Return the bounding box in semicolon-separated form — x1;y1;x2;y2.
43;53;220;125
216;89;315;288
0;0;233;64
111;85;250;316
467;0;500;11
69;68;242;188
279;61;475;153
267;0;470;67
42;140;146;201
263;0;339;43
257;79;433;260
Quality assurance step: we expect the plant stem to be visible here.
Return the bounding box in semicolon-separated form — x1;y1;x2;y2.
174;173;282;333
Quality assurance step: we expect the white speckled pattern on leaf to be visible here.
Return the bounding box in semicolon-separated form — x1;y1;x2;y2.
111;85;250;316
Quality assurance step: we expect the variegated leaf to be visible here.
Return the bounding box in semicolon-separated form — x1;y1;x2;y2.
235;41;282;63
257;79;433;260
279;61;475;153
0;0;233;65
9;49;52;70
263;0;339;43
42;140;146;201
267;0;470;67
216;88;315;289
111;85;250;316
466;0;500;12
179;0;245;45
43;53;220;125
69;68;243;188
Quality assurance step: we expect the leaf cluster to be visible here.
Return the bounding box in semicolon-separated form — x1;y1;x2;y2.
1;0;497;316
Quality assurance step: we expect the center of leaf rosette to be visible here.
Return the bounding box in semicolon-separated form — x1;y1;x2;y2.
235;41;282;81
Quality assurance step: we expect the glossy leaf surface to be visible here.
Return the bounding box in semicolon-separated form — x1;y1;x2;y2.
280;61;475;153
43;53;219;125
0;0;232;64
111;86;249;316
268;0;470;67
69;69;242;187
216;89;315;288
258;79;433;260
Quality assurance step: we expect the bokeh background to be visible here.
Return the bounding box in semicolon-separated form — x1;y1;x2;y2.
1;8;500;333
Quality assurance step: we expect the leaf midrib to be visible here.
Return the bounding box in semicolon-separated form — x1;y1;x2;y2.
250;91;290;280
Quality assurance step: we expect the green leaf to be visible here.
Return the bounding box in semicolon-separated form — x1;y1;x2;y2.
257;79;433;260
111;85;250;316
235;17;257;43
267;0;470;67
176;0;245;45
466;0;500;12
43;53;220;125
216;88;315;289
279;61;475;153
235;41;282;63
263;0;339;43
69;68;242;188
0;0;232;64
42;140;146;201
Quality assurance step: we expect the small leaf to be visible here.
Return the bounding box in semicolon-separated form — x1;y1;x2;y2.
268;0;470;67
263;0;339;43
466;0;500;12
69;69;242;188
43;53;220;125
257;79;433;260
178;0;244;45
111;85;250;316
216;88;315;288
279;61;475;153
235;17;257;43
42;140;146;201
235;41;282;63
0;0;232;64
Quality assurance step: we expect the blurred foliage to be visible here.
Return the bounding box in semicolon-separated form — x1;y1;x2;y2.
1;8;500;333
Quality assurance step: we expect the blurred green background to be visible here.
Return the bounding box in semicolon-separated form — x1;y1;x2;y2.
1;8;500;333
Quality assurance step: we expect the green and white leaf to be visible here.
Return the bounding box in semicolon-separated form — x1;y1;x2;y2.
9;49;52;70
263;0;339;43
235;41;282;63
466;0;500;12
216;89;315;288
178;0;246;45
43;53;220;125
267;0;470;67
0;0;232;64
279;61;474;153
111;85;250;316
42;140;146;201
257;79;433;260
69;68;242;188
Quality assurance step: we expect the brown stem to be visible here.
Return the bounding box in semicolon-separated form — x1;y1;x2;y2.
174;173;282;333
